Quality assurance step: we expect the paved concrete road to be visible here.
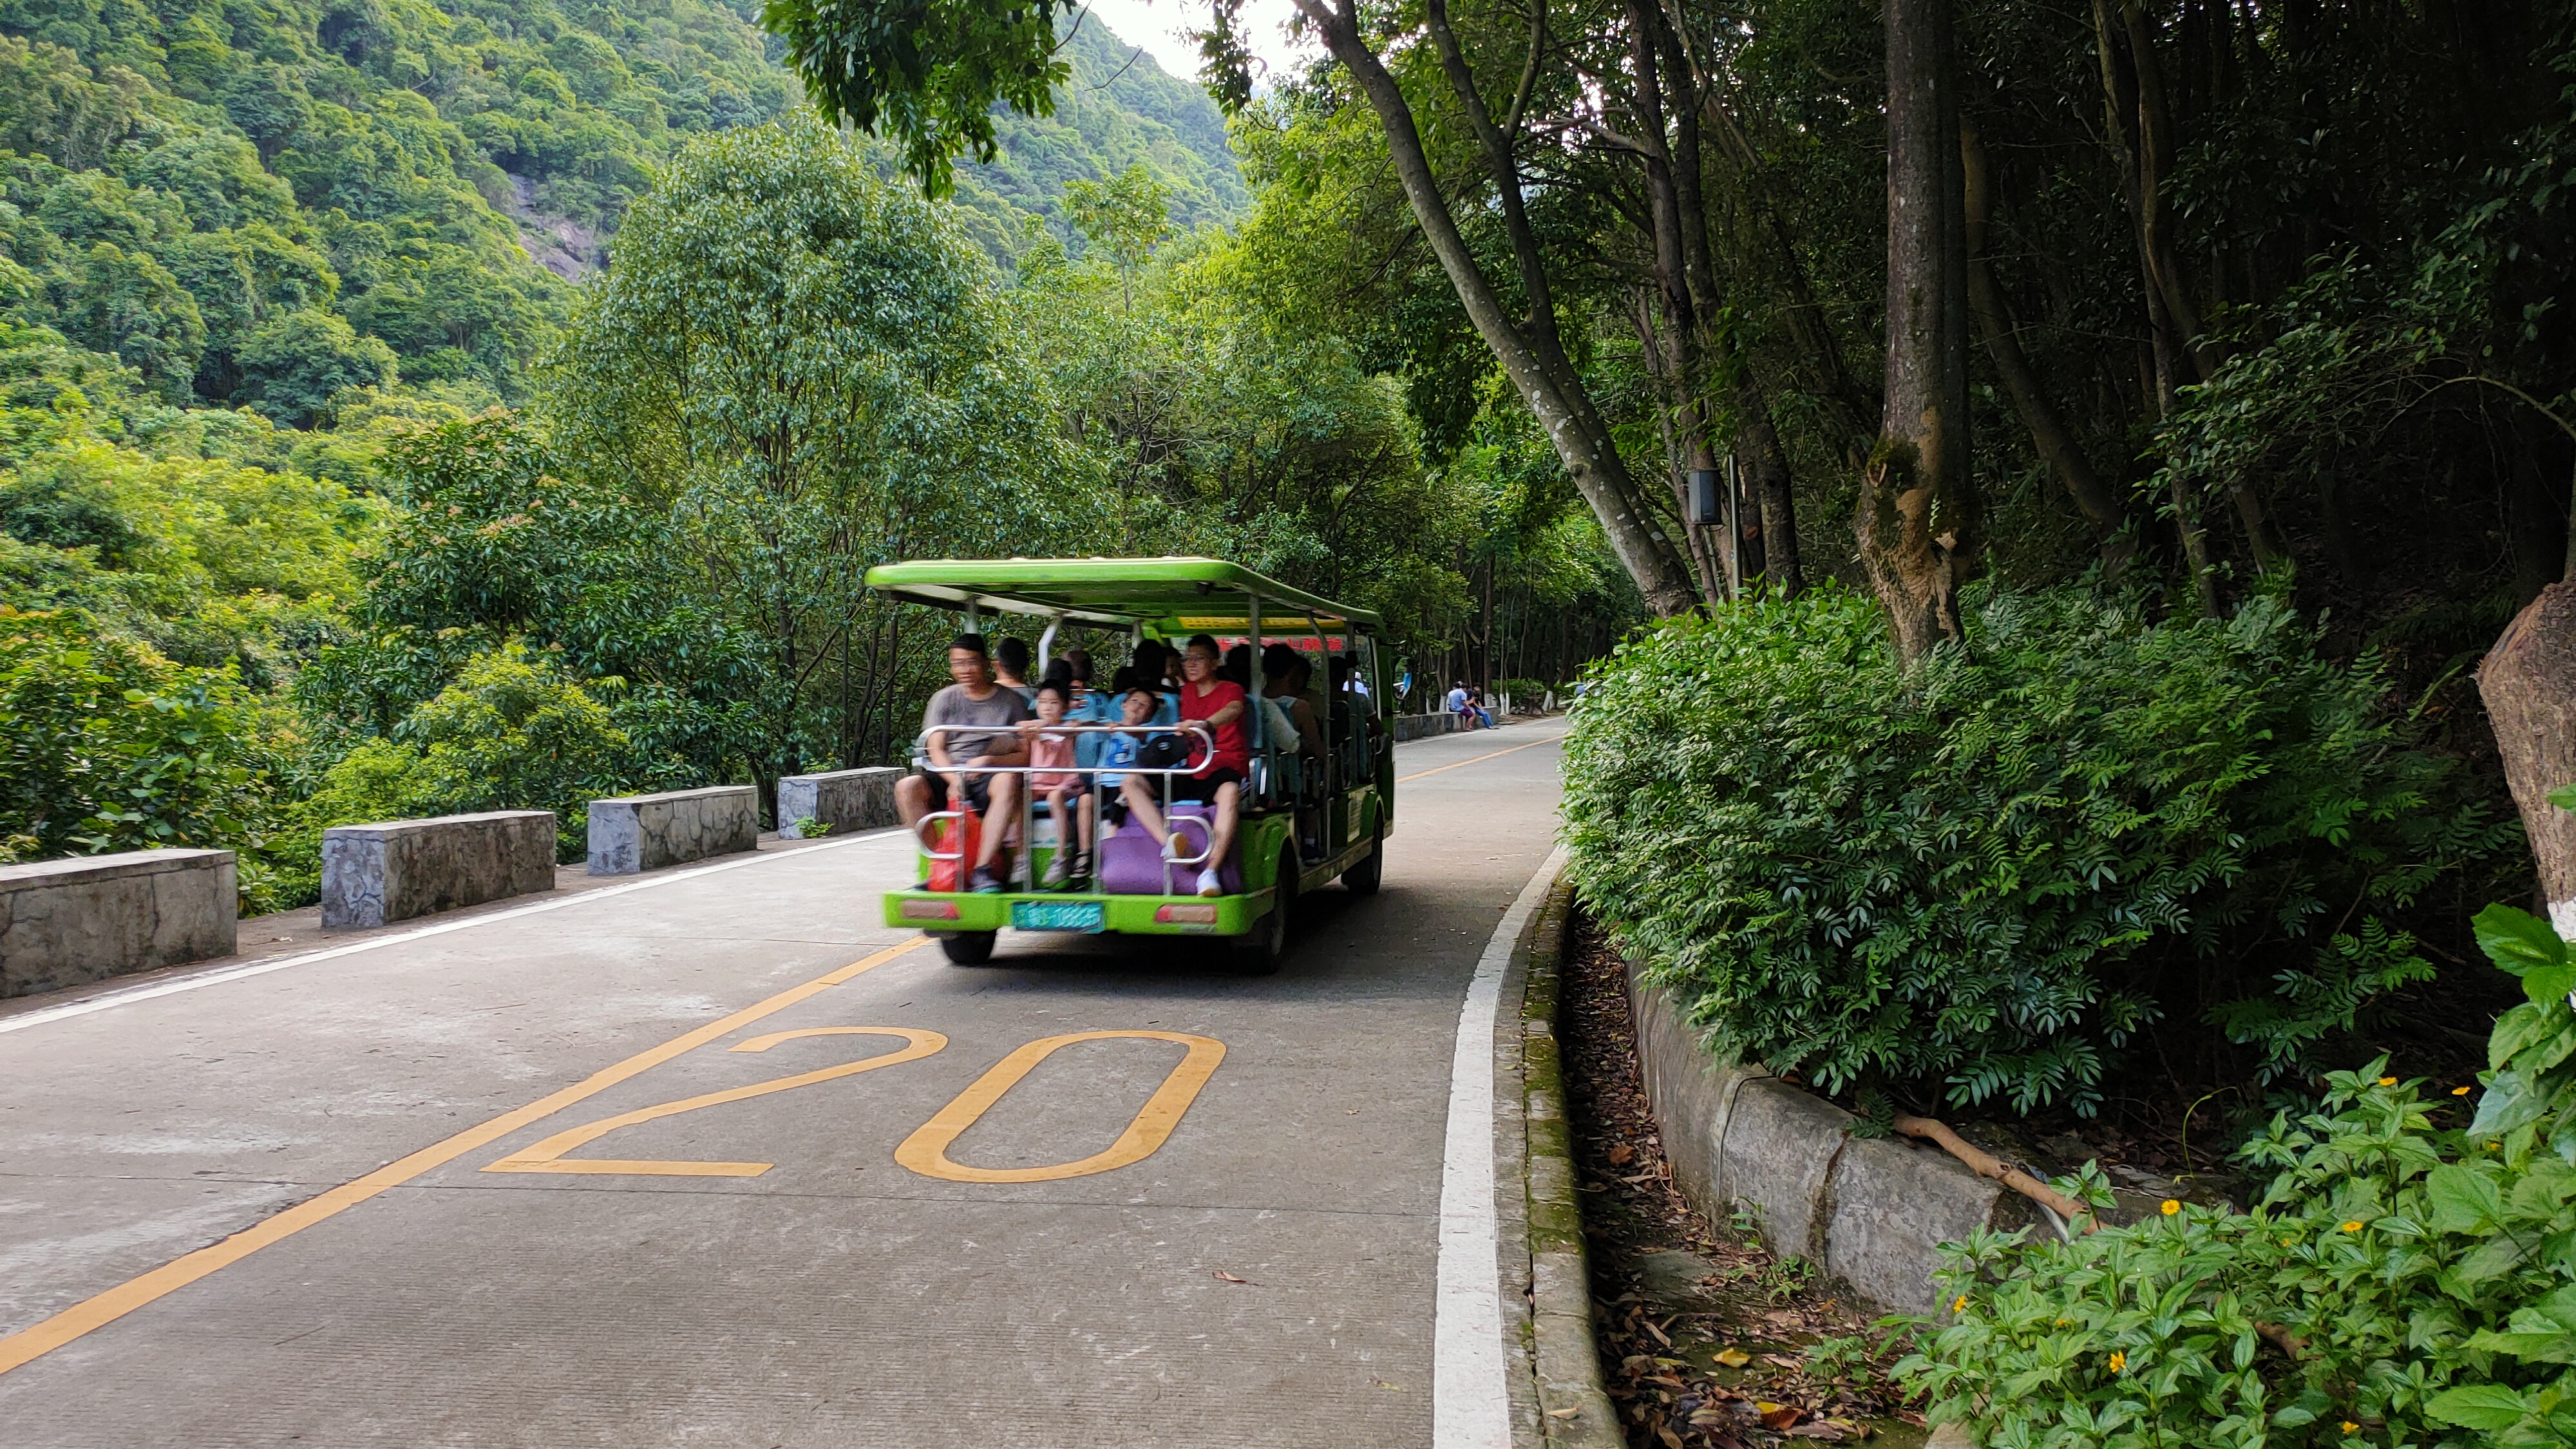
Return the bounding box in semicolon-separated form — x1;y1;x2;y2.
0;723;1566;1447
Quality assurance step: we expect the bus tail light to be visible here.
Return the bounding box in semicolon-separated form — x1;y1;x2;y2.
901;900;962;921
1155;904;1218;924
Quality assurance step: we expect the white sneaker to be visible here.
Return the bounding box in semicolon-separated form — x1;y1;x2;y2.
1195;868;1222;898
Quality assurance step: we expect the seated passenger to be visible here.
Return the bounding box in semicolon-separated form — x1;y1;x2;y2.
1262;644;1323;762
1062;650;1119;770
1020;678;1092;889
1119;634;1249;897
894;633;1029;893
994;636;1035;706
1130;641;1182;724
1094;668;1159;828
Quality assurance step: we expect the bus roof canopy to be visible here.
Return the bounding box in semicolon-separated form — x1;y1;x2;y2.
864;556;1383;634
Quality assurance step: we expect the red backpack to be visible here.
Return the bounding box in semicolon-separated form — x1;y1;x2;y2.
925;810;983;892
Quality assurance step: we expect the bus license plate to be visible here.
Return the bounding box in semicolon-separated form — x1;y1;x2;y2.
1012;900;1105;933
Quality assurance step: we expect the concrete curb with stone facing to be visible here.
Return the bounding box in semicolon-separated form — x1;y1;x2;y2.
1518;875;1626;1449
1624;956;2038;1316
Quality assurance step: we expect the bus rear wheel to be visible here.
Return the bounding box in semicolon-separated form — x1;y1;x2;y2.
1341;829;1383;896
938;931;998;965
1236;848;1296;974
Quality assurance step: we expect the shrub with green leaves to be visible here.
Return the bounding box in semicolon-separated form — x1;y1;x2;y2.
0;605;268;861
1562;583;2506;1114
1895;903;2576;1448
297;644;634;863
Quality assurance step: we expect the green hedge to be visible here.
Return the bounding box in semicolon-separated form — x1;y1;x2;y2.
1898;904;2576;1448
1562;584;2509;1115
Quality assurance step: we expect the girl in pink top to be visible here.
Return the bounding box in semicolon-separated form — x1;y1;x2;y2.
1021;679;1092;887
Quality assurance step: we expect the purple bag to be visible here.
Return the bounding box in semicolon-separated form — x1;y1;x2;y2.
1095;804;1243;895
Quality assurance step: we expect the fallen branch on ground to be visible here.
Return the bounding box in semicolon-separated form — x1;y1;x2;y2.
1892;1115;2096;1233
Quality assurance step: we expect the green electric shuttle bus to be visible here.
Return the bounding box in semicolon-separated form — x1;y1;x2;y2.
864;556;1394;968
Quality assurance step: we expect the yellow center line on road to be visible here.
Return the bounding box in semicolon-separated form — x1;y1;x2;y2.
0;934;934;1378
1396;733;1560;784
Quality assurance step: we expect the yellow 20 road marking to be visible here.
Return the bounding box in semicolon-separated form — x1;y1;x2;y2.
1396;734;1556;784
0;935;933;1378
897;1030;1226;1183
483;1027;949;1177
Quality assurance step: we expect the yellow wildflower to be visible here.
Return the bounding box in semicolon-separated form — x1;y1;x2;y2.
2340;1424;2360;1435
2452;1085;2472;1096
2378;1075;2397;1086
1953;1295;1969;1313
2340;1220;2364;1233
2161;1199;2181;1216
2107;1351;2126;1373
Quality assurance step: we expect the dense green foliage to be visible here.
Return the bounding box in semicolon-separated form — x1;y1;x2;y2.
0;0;1244;422
0;605;276;873
1562;585;2512;1114
0;63;1587;905
300;644;632;864
0;1;1552;911
1896;905;2576;1448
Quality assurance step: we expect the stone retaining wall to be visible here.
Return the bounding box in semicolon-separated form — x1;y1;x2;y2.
1392;712;1458;742
321;811;556;930
1625;960;2036;1314
587;785;759;875
1;848;238;998
775;766;902;837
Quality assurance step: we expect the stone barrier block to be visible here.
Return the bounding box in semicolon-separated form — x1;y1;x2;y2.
587;785;758;875
775;766;902;837
1393;713;1462;743
1;848;238;998
322;811;556;930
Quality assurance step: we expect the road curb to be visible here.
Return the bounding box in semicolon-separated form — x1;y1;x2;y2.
1517;875;1624;1449
1622;956;2037;1316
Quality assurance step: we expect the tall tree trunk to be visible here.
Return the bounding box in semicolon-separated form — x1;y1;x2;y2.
1293;0;1701;616
2094;0;2281;577
1962;125;2134;573
1635;292;1728;603
1866;0;1980;664
1624;12;1730;602
1736;379;1804;594
1690;76;1881;461
2480;582;2576;943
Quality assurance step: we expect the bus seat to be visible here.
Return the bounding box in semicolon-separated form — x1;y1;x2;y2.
1094;806;1242;895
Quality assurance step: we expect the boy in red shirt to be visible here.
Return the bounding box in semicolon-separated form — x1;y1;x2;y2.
1118;633;1248;896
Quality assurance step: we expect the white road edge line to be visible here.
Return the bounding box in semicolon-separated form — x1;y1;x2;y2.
1435;842;1569;1449
0;828;918;1037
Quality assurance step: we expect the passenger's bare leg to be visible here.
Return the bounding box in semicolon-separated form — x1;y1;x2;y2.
973;774;1018;871
1121;776;1168;846
1209;781;1239;866
896;774;934;840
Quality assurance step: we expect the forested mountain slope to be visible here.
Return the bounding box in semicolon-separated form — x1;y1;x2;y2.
947;15;1249;260
0;0;1243;417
